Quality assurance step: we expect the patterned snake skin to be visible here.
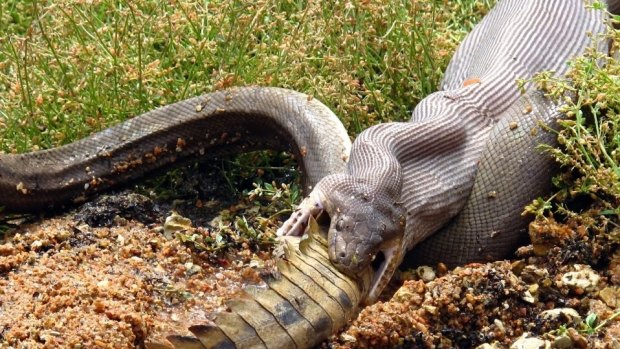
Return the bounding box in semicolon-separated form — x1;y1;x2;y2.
0;88;351;211
0;1;617;347
278;0;612;303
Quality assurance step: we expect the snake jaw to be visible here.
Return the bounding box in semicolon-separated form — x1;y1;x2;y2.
364;238;402;305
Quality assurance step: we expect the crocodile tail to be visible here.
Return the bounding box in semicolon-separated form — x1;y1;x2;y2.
147;219;371;349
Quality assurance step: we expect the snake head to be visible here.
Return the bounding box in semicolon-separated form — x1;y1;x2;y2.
326;188;406;304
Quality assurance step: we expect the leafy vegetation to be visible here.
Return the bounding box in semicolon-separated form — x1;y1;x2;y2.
581;311;620;334
524;10;620;247
164;180;299;260
1;1;619;346
1;0;618;248
522;8;619;340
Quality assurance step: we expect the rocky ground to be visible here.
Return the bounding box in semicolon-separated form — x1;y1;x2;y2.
0;216;253;348
2;1;618;348
330;219;620;348
0;186;274;348
1;186;618;349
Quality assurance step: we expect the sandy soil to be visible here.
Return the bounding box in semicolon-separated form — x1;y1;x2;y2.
1;192;618;349
0;199;270;348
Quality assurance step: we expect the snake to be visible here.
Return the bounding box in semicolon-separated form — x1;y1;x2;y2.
278;0;612;303
0;0;616;348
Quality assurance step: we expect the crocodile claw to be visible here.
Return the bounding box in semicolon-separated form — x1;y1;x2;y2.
277;191;324;237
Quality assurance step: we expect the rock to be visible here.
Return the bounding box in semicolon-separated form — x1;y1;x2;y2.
599;286;620;308
422;304;438;315
510;333;551;349
163;211;193;237
560;264;600;292
522;289;537;304
184;262;202;276
476;343;501;349
0;243;15;256
511;259;527;275
540;308;582;326
493;318;506;334
340;333;357;343
552;335;573;349
392;280;425;304
567;328;588;349
520;265;549;283
416;265;436;282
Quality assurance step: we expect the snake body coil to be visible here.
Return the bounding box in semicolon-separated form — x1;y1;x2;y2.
0;88;351;211
279;0;611;303
0;0;617;348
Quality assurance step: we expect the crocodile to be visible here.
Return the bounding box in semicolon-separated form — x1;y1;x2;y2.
145;219;372;349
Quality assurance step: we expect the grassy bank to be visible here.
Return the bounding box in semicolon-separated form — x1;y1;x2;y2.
1;0;618;245
0;0;493;153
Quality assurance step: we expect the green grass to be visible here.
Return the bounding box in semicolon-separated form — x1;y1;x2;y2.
1;1;618;234
1;2;619;342
2;0;618;239
0;0;493;153
0;0;495;240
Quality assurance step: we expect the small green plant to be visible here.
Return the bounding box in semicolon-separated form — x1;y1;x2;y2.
172;180;301;258
246;180;301;217
524;12;620;242
154;284;194;302
523;194;556;218
580;311;620;335
175;219;277;260
555;324;569;336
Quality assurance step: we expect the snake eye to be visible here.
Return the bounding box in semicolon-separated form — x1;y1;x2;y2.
335;219;344;231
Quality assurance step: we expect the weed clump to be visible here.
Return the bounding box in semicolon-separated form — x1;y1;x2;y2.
524;12;620;253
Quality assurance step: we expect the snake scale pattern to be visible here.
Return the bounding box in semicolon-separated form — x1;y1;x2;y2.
279;0;611;302
0;0;617;348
